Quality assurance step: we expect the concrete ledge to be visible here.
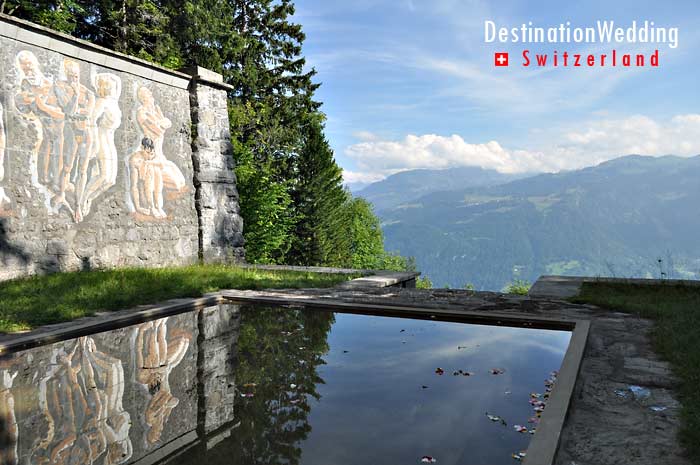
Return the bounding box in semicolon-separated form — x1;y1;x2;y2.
530;275;700;299
238;264;372;275
336;271;420;289
524;320;589;465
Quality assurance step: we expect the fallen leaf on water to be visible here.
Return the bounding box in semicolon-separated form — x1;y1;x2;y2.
421;456;437;463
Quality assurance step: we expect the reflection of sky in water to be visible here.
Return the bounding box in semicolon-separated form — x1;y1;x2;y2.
302;313;571;465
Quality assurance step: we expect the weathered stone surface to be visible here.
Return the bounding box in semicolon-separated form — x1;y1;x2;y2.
190;82;245;263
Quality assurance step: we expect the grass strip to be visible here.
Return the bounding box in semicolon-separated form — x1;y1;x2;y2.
0;265;354;333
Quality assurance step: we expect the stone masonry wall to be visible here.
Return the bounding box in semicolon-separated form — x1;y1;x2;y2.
0;15;244;280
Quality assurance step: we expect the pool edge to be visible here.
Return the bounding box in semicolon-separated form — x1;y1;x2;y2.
522;319;590;465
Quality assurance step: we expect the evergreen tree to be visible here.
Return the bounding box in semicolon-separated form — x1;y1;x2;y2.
2;0;85;33
234;142;294;264
288;117;351;267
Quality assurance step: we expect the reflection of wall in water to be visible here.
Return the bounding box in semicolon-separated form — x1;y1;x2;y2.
0;304;241;465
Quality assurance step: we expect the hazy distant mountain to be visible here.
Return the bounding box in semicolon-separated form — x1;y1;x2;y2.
357;167;528;212
378;155;700;290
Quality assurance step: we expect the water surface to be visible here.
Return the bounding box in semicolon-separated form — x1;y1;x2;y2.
0;304;570;465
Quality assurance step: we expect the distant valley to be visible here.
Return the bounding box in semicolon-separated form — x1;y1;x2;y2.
358;156;700;290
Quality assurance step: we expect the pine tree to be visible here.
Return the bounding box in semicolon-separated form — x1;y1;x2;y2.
289;117;351;267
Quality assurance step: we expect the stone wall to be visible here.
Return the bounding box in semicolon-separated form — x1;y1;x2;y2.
0;15;244;280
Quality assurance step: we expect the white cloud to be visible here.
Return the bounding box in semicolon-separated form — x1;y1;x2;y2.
342;170;388;185
345;114;700;182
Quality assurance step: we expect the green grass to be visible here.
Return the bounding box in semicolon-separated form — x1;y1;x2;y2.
504;279;531;295
0;265;356;333
572;282;700;464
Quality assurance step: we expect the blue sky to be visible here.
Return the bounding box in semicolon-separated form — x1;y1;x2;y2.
292;0;700;186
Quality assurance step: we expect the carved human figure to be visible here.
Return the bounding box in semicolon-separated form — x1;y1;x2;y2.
0;367;18;465
0;102;10;208
52;59;96;220
13;50;65;188
129;137;166;218
134;318;190;445
76;73;122;221
133;86;186;216
31;337;132;465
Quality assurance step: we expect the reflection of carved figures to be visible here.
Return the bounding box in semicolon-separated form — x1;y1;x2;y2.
31;337;132;465
0;102;10;209
129;87;186;219
76;73;122;221
133;319;190;445
13;51;124;223
0;369;18;465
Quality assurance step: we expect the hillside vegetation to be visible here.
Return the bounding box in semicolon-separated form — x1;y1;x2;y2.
378;155;700;289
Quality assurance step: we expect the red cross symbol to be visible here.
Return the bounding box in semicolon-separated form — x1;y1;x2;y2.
495;52;509;67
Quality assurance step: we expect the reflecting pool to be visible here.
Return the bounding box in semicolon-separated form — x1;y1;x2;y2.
0;304;571;465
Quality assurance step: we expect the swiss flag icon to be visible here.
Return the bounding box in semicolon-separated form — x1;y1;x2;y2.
495;52;509;67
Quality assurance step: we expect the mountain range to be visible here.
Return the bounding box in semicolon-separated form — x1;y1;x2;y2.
358;155;700;290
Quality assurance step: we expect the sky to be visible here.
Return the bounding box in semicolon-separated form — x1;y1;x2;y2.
291;0;700;187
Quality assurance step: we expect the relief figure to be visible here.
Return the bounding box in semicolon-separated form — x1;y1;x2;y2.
133;318;190;445
0;102;10;208
30;337;132;465
14;51;65;190
13;51;124;223
76;73;122;221
52;59;96;221
129;87;186;219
